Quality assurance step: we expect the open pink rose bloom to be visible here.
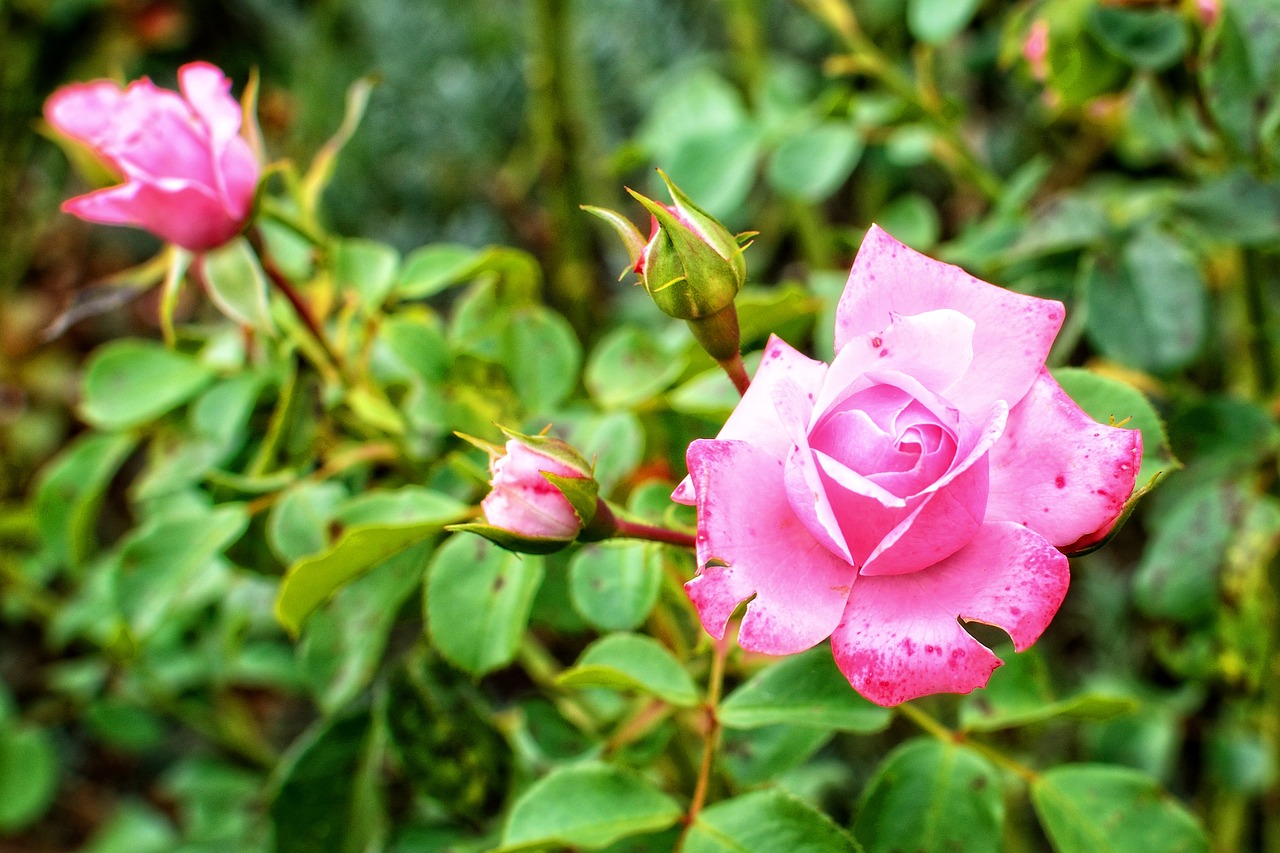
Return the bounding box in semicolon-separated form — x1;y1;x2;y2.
44;62;259;252
674;226;1142;706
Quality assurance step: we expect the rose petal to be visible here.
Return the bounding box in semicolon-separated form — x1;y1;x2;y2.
673;335;826;505
986;368;1142;548
816;308;976;416
834;226;1063;414
104;81;215;187
179;62;243;157
831;521;1069;706
64;180;243;252
685;439;856;655
44;81;127;152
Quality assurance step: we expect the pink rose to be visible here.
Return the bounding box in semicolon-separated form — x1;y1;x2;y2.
482;437;595;543
1022;19;1050;82
44;62;259;252
674;226;1141;706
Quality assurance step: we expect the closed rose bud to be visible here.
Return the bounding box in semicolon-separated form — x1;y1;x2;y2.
44;61;260;252
451;431;601;554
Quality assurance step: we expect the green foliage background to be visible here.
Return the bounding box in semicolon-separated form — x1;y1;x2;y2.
2;0;1280;851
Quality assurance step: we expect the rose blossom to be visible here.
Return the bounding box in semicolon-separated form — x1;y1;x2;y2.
44;61;259;252
482;437;594;543
673;226;1141;706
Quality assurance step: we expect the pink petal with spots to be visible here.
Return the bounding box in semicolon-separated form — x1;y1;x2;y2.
672;335;825;505
482;440;584;540
834;226;1063;414
831;521;1069;706
44;81;128;156
684;439;855;655
986;368;1142;548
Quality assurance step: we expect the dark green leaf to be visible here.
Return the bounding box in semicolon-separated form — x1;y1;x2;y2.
1089;7;1188;70
568;542;662;632
853;738;1003;853
35;432;136;567
586;328;687;410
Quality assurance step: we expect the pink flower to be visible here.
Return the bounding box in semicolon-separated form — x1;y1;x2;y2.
674;226;1141;706
1023;19;1050;82
1196;0;1221;27
482;437;594;542
44;62;259;252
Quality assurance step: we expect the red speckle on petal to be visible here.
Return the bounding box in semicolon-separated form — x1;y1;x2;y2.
871;336;883;348
1054;475;1066;489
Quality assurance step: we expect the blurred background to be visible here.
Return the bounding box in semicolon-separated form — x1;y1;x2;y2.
4;0;1280;850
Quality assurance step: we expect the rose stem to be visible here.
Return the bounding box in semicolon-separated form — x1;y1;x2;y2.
248;226;345;376
610;516;697;549
719;352;751;396
681;630;730;837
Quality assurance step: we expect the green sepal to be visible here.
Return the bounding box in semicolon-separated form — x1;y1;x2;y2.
542;471;598;527
580;204;647;270
494;425;593;478
626;190;742;320
445;523;573;555
1063;471;1161;557
454;430;506;458
656;168;744;267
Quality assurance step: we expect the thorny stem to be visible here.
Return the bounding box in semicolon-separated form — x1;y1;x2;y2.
897;701;1039;782
680;631;731;843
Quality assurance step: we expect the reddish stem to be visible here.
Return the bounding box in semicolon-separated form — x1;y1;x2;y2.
612;517;697;549
718;352;751;396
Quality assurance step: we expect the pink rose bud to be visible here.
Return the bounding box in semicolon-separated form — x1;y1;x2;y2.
1023;19;1050;82
1196;0;1221;27
583;170;750;361
674;226;1142;706
450;431;600;554
44;61;260;252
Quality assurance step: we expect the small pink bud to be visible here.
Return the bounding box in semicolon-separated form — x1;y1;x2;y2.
481;437;594;542
1196;0;1221;27
1023;19;1050;82
44;61;260;252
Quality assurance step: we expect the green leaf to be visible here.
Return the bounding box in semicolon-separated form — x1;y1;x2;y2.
959;648;1137;732
267;481;348;565
767;123;863;201
556;410;646;493
78;803;176;853
498;763;682;852
333;237;401;309
276;497;463;635
877;193;941;251
853;738;1003;853
397;244;484;299
1133;481;1240;623
80;340;217;430
1031;765;1209;853
499;306;582;412
1174;170;1280;245
381;312;450;384
558;633;698;707
719;645;892;732
115;504;249;638
1088;7;1188;70
0;724;58;831
569;542;662;632
722;724;833;786
1052;367;1179;492
665;126;763;219
1083;228;1207;374
336;486;468;528
300;541;431;713
684;789;861;853
1201;5;1259;156
35;432;136;567
586;327;687;410
426;534;545;676
907;0;981;44
201;236;276;333
270;710;382;853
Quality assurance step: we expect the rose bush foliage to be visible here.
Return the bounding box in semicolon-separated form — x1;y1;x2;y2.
676;226;1142;705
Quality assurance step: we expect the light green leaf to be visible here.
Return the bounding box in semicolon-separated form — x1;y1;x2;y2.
0;724;58;831
1031;765;1209;853
80;340;216;430
684;789;861;853
499;763;682;852
853;738;1003;853
907;0;981;43
397;244;484;299
586;328;687;410
426;534;545;676
569;542;662;632
767;123;863;201
333;237;401;309
719;645;892;732
276;497;463;635
267;481;349;565
201;236;276;333
558;633;698;707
